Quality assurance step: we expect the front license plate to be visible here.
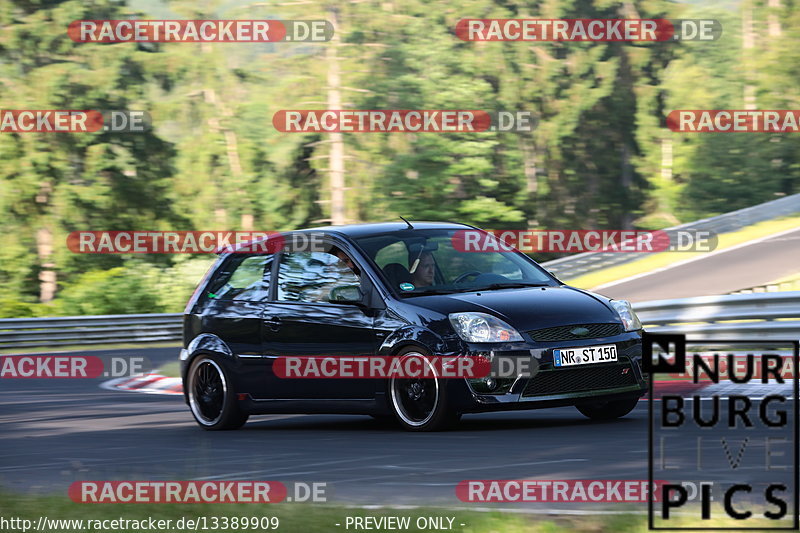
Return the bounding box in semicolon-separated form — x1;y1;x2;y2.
553;345;618;367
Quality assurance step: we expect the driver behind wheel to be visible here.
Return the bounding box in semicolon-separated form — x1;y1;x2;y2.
409;251;435;288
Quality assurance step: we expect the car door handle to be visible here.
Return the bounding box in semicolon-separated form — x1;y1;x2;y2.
264;316;282;330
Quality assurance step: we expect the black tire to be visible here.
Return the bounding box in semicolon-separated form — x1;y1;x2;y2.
576;397;640;420
187;355;249;430
388;347;460;432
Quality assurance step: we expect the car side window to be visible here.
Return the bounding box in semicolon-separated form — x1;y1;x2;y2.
205;254;272;302
277;251;360;303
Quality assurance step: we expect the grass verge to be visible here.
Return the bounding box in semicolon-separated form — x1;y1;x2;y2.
155;361;181;378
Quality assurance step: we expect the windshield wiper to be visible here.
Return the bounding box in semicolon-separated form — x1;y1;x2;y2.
403;283;548;296
477;282;549;291
404;288;462;296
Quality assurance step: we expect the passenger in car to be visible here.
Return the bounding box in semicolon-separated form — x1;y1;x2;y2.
332;247;360;277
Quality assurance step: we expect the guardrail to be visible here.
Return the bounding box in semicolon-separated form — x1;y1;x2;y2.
542;192;800;280
0;313;182;350
0;292;797;349
634;291;800;341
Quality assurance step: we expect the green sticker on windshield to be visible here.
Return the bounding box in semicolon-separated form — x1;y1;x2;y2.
399;283;415;291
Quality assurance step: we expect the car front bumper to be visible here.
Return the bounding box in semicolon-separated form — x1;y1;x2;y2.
448;331;647;413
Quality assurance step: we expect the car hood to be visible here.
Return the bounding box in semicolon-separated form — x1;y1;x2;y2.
406;286;621;332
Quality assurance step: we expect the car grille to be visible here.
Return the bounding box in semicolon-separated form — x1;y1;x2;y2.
522;362;637;397
528;323;622;342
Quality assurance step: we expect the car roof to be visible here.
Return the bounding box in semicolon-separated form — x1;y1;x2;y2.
295;221;474;239
217;221;474;255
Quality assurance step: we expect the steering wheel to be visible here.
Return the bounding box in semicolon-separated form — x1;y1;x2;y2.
453;270;482;284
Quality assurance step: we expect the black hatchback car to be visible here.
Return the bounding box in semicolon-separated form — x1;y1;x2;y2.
181;222;646;431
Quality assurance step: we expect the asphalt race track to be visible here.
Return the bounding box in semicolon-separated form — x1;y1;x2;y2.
595;227;800;302
1;347;795;511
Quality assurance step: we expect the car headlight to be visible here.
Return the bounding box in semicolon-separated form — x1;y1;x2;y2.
449;312;523;343
610;299;642;331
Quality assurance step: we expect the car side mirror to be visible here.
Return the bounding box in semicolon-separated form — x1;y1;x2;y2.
329;285;365;305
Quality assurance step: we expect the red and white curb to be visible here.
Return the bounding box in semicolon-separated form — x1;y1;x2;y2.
101;373;183;395
693;380;794;398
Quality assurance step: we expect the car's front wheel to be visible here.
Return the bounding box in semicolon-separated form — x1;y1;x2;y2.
575;397;640;420
187;355;249;430
388;348;459;432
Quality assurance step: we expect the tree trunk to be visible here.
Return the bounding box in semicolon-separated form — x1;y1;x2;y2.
520;137;538;227
768;0;782;38
37;227;56;303
742;0;757;110
327;6;346;225
660;136;672;182
620;143;633;229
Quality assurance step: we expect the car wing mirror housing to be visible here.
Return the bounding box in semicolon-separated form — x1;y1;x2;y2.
329;284;385;315
329;285;366;305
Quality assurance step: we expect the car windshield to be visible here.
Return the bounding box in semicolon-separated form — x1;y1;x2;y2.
354;228;556;296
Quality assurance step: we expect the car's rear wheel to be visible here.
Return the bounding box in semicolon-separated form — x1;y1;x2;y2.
187;355;249;430
576;397;640;420
388;348;459;431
